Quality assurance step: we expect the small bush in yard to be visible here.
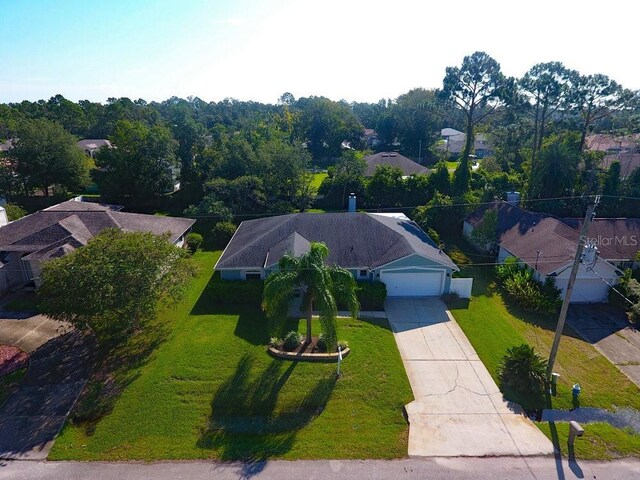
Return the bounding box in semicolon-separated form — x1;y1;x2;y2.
498;344;548;399
282;331;302;351
496;257;561;314
609;271;640;323
185;233;203;253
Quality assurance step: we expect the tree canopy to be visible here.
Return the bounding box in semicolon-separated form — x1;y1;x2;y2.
38;229;194;343
262;242;359;352
10;118;91;196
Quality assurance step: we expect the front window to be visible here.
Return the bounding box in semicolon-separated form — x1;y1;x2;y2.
358;269;368;278
245;271;261;280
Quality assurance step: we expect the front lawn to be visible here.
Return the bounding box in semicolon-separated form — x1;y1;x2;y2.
50;250;412;461
310;172;328;190
445;239;640;458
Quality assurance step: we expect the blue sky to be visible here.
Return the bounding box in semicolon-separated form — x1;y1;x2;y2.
1;0;638;104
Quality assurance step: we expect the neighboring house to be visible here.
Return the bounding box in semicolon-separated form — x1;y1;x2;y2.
215;211;459;297
0;198;195;295
585;133;640;154
439;128;493;158
77;139;112;158
601;152;640;179
0;139;16;153
363;129;381;148
364;152;431;177
441;128;464;138
464;202;623;303
562;217;640;270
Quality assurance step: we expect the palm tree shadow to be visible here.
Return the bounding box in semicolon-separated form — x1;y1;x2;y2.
197;353;336;469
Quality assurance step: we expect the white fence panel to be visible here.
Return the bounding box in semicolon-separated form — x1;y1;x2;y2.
450;278;473;299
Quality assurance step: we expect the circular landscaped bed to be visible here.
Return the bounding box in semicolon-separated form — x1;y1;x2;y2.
268;336;350;362
0;345;29;376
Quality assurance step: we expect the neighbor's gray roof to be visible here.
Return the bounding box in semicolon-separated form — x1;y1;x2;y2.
364;152;430;177
466;202;622;275
441;128;464;137
0;200;195;254
77;139;112;151
216;212;457;271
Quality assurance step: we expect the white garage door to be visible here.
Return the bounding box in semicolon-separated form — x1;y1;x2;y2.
381;271;444;297
570;279;611;303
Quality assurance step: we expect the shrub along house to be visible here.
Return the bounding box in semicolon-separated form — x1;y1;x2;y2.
464;201;623;303
215;208;459;297
0;198;195;294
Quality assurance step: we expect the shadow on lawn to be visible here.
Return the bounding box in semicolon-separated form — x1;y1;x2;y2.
69;320;170;435
197;353;336;469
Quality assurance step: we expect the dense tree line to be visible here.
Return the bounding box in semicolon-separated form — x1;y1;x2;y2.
1;51;639;226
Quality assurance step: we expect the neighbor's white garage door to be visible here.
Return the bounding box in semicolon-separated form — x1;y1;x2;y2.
560;278;611;303
381;271;444;297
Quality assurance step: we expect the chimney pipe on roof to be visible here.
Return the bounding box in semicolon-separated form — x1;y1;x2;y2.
348;193;356;213
506;191;521;206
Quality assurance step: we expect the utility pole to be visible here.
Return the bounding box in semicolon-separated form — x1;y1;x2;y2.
546;195;600;380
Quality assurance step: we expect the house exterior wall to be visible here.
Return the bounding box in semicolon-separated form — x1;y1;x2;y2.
217;254;455;293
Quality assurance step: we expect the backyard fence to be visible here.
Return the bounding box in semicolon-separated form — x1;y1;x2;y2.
450;278;473;299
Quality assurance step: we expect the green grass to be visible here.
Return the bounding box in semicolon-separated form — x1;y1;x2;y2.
310;172;328;190
538;422;640;460
446;161;458;172
50;250;412;461
444;238;640;457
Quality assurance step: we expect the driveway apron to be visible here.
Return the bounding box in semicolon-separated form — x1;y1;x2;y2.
385;298;554;457
0;316;94;460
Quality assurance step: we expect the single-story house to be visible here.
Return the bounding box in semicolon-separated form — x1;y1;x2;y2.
364;152;431;177
561;217;640;270
215;211;459;297
464;202;623;303
77;139;113;158
0;198;195;294
440;132;493;158
601;153;640;179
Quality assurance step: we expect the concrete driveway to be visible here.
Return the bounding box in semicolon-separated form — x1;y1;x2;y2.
0;314;93;460
385;298;553;457
0;315;70;353
567;304;640;388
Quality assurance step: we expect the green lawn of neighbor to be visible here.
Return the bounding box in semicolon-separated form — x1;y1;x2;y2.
50;250;412;461
445;238;640;459
310;172;328;190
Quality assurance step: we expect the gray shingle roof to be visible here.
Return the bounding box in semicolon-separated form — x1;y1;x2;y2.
0;200;195;255
364;152;431;177
216;212;457;271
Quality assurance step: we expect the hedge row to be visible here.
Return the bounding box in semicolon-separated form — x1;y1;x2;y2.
208;274;264;307
355;281;387;311
208;274;387;311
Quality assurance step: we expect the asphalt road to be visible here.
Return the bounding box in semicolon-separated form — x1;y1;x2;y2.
1;457;639;480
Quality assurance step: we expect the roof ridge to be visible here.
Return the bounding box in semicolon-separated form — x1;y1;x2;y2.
218;214;297;267
105;210;122;230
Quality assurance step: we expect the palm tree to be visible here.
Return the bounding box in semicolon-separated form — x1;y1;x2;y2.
262;242;359;352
